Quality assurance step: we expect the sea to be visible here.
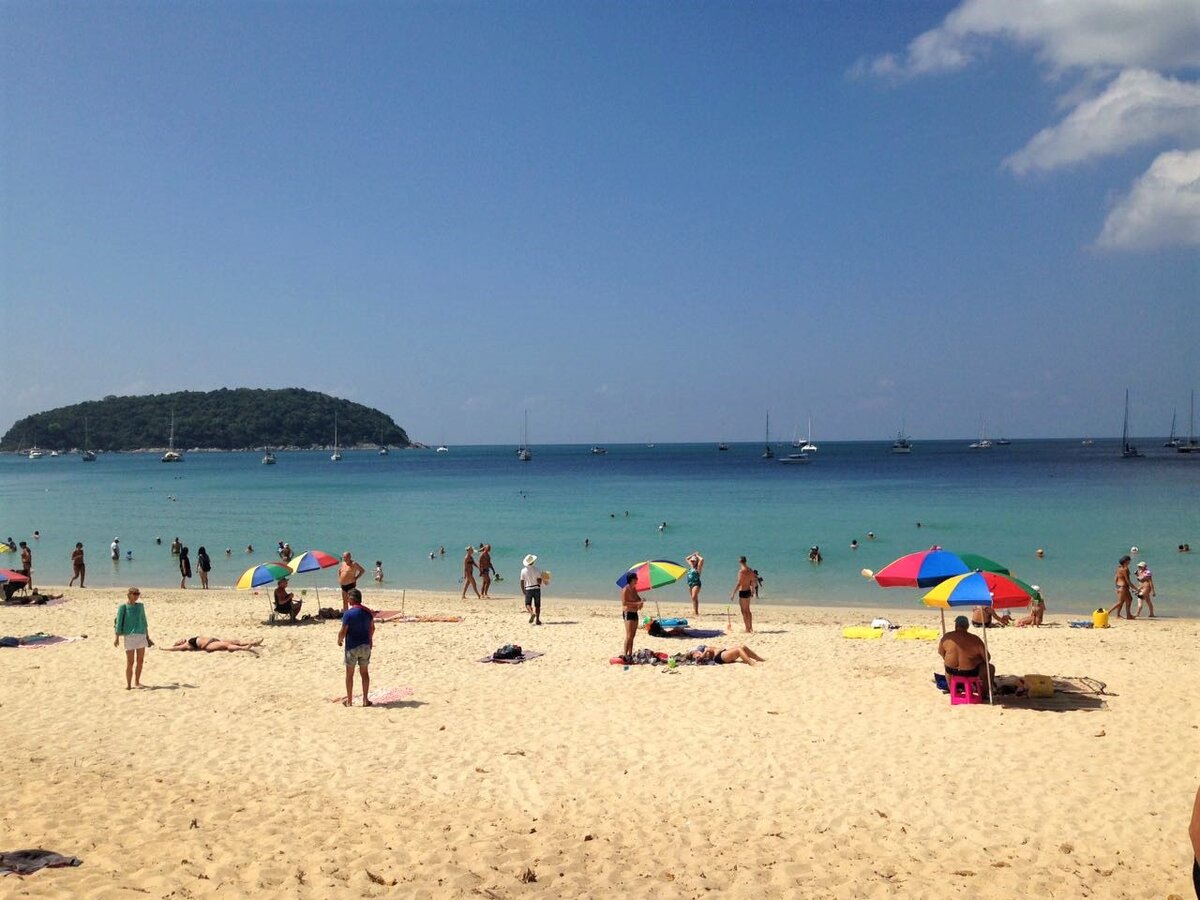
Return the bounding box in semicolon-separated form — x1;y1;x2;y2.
2;440;1197;616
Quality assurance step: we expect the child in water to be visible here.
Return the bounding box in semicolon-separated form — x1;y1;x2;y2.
374;561;384;583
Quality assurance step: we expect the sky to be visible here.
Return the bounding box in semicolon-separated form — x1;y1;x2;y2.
2;0;1197;445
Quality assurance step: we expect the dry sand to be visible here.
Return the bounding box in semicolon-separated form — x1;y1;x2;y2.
1;585;1197;899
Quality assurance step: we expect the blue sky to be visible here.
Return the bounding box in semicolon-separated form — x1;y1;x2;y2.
2;1;1197;444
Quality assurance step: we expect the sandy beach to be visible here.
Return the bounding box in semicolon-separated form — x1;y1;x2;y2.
1;585;1197;898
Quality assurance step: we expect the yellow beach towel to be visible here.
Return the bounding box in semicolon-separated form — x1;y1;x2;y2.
895;627;941;641
842;626;883;640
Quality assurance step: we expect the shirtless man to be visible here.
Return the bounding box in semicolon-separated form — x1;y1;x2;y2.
461;546;480;599
339;551;366;611
272;578;303;621
730;556;756;633
1107;555;1134;620
478;544;494;598
18;541;32;592
938;615;995;697
970;605;1012;627
620;573;645;659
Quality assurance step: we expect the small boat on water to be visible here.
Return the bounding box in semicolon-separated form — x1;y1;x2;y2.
762;413;774;459
1165;409;1180;448
1120;389;1143;459
799;417;818;453
1178;390;1199;454
331;413;342;462
436;445;449;453
261;451;277;465
717;442;728;452
81;417;96;462
27;447;45;459
891;426;913;454
161;411;183;463
779;451;811;465
517;410;532;461
590;446;607;455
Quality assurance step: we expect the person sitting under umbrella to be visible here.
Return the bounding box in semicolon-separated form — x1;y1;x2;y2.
938;615;995;697
971;605;1012;627
273;578;303;621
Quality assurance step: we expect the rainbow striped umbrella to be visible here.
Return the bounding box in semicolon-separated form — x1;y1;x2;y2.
287;549;339;575
922;571;1036;610
616;560;688;591
235;562;293;590
872;546;1009;588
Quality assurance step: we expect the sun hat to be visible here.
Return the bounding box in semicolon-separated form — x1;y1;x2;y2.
465;546;474;552
1136;561;1148;568
523;554;537;566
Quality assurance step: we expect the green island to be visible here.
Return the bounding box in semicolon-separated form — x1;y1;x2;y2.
1;388;412;452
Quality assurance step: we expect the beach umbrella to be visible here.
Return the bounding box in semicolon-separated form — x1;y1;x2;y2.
234;561;293;590
617;559;688;621
923;571;1035;705
616;560;688;591
0;568;29;583
870;546;1009;588
286;549;339;604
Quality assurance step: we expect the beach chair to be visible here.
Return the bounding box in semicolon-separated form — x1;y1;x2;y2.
948;675;983;705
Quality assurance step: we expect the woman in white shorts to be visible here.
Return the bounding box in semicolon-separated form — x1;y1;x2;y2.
114;587;154;689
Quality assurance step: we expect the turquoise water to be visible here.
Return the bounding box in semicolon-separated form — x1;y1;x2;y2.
2;441;1196;615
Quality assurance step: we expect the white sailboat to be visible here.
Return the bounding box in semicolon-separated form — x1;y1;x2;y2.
968;421;993;450
161;410;183;462
331;413;342;461
81;416;96;462
517;410;532;461
1120;389;1143;458
800;417;818;453
1178;390;1199;454
762;412;774;459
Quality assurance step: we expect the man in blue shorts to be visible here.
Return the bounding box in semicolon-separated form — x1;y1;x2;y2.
338;588;375;706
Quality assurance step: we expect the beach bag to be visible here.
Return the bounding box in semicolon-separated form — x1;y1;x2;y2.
1024;674;1054;698
492;644;522;661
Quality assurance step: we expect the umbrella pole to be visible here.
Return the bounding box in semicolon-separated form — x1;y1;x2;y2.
401;589;406;618
983;626;994;705
940;609;946;634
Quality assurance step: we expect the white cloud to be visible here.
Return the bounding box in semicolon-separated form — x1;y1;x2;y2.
1005;69;1200;173
1096;149;1200;249
856;0;1200;79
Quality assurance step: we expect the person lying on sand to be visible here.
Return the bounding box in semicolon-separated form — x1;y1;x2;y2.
686;644;765;666
163;636;263;653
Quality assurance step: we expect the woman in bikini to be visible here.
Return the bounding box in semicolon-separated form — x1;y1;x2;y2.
164;636;263;653
689;644;765;666
1107;555;1134;620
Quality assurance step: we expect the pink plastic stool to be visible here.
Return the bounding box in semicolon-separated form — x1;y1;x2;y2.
948;675;983;705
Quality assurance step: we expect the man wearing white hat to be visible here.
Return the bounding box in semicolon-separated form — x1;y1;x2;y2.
520;554;543;625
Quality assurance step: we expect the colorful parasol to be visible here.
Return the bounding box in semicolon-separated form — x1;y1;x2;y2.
922;570;1037;609
235;562;293;590
0;568;30;583
616;560;688;591
871;546;1009;588
287;549;339;575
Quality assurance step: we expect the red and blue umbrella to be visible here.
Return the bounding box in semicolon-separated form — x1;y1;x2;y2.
287;549;339;575
0;568;29;584
871;546;1008;588
235;562;292;590
922;571;1036;609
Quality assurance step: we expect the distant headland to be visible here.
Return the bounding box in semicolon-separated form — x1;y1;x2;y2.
1;388;411;453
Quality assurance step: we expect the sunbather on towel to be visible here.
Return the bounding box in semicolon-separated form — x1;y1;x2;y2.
687;644;765;666
163;636;263;653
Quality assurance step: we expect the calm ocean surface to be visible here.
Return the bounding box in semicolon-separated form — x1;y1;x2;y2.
2;441;1196;615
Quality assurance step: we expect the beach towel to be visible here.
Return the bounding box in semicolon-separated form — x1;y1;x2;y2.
1068;620;1093;628
895;627;940;641
994;676;1109;711
647;621;725;639
0;634;81;649
609;650;669;665
328;686;414;705
0;849;82;876
478;650;544;664
842;626;884;639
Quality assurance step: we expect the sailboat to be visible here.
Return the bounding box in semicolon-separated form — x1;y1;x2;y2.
968;421;993;450
800;417;818;453
1120;389;1143;458
331;413;342;461
761;412;774;459
1165;409;1180;448
81;416;96;462
378;424;389;455
1178;390;1199;454
161;410;183;462
517;410;532;461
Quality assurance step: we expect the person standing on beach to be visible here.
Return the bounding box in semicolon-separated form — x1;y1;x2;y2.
196;546;212;589
114;587;153;689
620;571;645;659
478;544;494;598
1108;555;1134;620
179;546;192;589
731;556;756;633
18;541;32;592
520;554;543;624
685;552;704;615
1133;560;1156;618
339;551;366;611
461;546;480;600
338;588;375;707
69;542;85;587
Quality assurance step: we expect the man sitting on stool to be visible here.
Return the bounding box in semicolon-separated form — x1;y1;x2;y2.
939;615;995;699
273;578;303;622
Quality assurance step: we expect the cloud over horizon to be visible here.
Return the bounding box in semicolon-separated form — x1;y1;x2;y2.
857;0;1200;251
